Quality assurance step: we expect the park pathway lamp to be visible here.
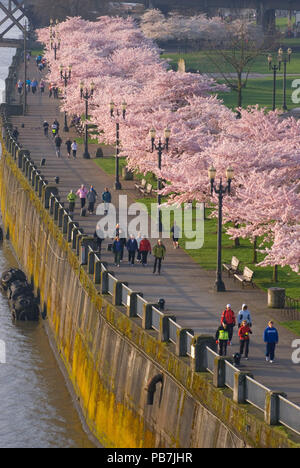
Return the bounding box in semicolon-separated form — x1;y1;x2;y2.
267;48;292;111
80;81;95;159
278;47;292;111
208;165;234;292
150;127;171;235
60;65;72;132
50;19;60;60
110;101;127;190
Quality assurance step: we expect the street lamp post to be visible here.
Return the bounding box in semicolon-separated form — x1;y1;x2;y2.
208;166;234;292
50;18;60;60
278;47;292;111
150;127;171;235
23;20;27;116
110;101;127;190
80;81;95;159
268;47;292;111
60;65;72;132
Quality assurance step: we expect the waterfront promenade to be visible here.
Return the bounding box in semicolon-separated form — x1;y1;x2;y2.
7;58;300;404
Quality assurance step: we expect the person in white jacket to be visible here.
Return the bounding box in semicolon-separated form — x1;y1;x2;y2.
238;304;252;328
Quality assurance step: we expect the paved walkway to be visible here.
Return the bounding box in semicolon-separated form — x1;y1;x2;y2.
8;58;300;405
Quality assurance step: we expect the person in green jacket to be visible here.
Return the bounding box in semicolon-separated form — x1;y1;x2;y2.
215;323;229;357
153;239;166;275
67;189;77;215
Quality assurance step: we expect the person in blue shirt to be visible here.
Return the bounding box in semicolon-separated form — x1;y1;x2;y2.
264;321;279;363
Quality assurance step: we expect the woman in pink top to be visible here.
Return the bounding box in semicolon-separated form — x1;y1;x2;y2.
76;185;88;208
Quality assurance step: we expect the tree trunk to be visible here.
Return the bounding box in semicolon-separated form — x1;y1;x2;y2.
237;72;242;108
272;264;278;283
233;222;240;248
253;236;257;264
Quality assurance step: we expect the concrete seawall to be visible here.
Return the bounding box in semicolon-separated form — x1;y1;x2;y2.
0;125;299;448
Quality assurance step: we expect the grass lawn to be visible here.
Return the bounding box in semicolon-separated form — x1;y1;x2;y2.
137;199;300;300
217;76;300;111
280;321;300;336
94;156;127;175
161;50;300;75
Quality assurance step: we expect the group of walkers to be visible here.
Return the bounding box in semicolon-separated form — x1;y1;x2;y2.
67;184;98;216
43;119;78;158
216;303;279;363
16;78;46;95
111;233;166;274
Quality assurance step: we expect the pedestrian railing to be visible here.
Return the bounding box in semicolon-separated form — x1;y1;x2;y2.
136;294;147;320
278;395;300;435
245;376;269;412
152;306;163;333
281;295;300;321
1;106;300;438
169;318;181;345
206;346;218;374
121;283;131;307
224;359;236;390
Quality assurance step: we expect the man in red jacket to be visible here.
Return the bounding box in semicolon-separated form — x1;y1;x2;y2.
238;320;252;360
220;304;236;345
139;236;151;266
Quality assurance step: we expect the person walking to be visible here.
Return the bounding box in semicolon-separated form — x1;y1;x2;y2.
25;78;31;93
136;232;142;263
39;80;45;94
51;121;58;137
65;138;72;158
216;323;229;357
87;187;97;214
112;236;123;267
171;221;180;249
43;120;49;137
238;320;252;360
12;127;19;141
238;304;252;328
67;189;76;215
153;239;166;275
76;184;88;209
93;228;104;253
31;78;38;94
54;134;62;158
102;187;112;215
220;304;236;345
71;140;77;159
139;235;151;266
16;79;24;95
264;321;279;363
126;235;138;266
119;229;127;262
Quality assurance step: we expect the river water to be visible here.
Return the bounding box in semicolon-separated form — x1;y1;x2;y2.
0;2;96;449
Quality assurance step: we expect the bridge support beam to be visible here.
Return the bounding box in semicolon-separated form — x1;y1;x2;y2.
256;3;276;33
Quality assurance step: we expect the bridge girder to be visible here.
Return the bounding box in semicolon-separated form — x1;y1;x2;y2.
0;0;26;46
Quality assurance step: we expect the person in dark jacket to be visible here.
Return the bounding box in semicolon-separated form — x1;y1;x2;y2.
216;323;229;357
65;139;72;158
54;134;62;158
153;239;166;275
87;188;97;214
126;235;138;265
94;229;104;253
264;321;279;363
112;236;123;267
102;188;111;215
